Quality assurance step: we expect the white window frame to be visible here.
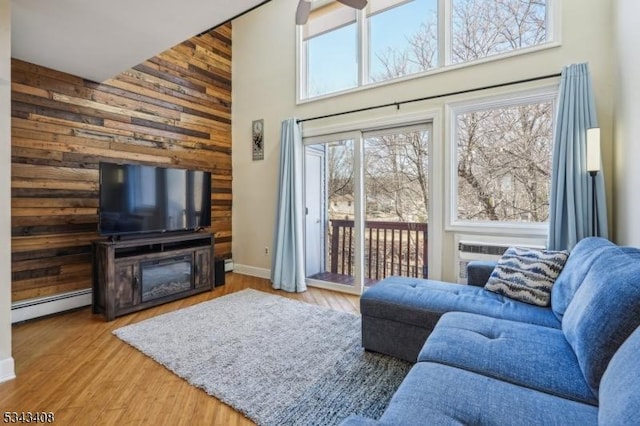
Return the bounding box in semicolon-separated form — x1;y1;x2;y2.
296;0;560;103
304;130;365;295
302;108;445;282
444;85;558;237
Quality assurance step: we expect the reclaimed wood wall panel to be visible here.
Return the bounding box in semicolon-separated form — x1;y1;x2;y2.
11;25;232;302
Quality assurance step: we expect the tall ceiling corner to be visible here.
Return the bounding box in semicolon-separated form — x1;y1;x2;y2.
10;0;268;82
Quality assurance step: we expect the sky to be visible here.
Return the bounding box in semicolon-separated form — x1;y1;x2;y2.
305;0;547;97
307;0;437;97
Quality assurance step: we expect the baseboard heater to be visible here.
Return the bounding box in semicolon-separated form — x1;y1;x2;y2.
11;259;235;323
11;289;92;323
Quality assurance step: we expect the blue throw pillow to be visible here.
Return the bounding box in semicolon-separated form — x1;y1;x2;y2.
485;247;569;307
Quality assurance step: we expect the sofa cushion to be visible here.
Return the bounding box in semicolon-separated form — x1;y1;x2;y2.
418;312;596;405
375;362;598;426
466;260;497;287
551;237;615;321
361;276;560;329
562;245;640;396
485;247;569;306
598;326;640;425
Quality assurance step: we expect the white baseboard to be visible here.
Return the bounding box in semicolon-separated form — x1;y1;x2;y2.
0;357;15;383
11;289;92;323
233;264;271;280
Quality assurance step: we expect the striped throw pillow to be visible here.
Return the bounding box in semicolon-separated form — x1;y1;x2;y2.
485;247;569;307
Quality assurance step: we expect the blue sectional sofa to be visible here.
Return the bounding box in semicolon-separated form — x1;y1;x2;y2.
343;237;640;425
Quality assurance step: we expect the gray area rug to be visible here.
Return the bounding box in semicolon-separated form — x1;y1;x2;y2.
113;289;411;426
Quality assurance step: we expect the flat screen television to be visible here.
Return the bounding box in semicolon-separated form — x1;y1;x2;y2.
99;162;211;236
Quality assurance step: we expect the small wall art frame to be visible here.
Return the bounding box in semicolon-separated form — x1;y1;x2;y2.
252;119;264;160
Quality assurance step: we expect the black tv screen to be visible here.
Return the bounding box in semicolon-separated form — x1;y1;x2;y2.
99;162;211;236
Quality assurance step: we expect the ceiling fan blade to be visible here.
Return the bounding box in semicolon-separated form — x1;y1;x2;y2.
336;0;368;9
296;0;312;25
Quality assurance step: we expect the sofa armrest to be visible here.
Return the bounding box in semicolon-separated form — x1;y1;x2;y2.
466;260;497;287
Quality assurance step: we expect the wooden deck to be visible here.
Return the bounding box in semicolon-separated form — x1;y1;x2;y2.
308;272;379;287
329;219;428;281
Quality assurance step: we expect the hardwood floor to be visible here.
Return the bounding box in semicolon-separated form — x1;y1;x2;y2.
0;273;361;425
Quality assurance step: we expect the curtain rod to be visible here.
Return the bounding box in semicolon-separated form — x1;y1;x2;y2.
297;72;562;124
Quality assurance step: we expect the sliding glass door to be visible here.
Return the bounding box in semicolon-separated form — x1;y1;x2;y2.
363;125;430;284
304;134;363;294
304;124;431;295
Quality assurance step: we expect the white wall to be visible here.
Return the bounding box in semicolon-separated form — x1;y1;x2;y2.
613;0;640;245
0;0;15;382
232;0;615;281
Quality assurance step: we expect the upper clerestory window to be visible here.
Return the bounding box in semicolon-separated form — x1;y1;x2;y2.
298;0;555;101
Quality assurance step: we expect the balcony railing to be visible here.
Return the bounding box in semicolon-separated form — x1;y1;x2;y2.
330;219;428;282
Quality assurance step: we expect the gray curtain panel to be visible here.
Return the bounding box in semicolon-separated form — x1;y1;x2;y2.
271;118;307;293
548;63;608;250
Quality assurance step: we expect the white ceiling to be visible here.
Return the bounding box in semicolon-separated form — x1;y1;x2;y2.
11;0;268;82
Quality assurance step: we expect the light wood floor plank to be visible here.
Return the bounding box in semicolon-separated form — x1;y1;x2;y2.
0;273;361;425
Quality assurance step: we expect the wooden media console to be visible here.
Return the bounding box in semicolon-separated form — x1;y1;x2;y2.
92;232;214;321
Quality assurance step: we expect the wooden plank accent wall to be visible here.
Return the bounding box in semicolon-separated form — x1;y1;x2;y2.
10;25;233;302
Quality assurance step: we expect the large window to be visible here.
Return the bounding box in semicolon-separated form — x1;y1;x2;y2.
302;2;358;98
452;89;556;225
451;0;548;64
299;0;555;100
368;0;438;82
